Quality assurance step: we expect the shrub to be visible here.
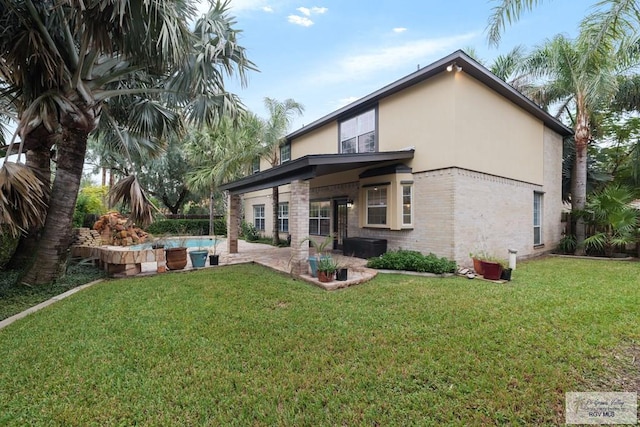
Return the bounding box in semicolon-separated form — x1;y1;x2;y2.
556;234;577;254
366;249;457;274
240;221;260;241
73;186;107;227
145;218;226;236
0;227;19;270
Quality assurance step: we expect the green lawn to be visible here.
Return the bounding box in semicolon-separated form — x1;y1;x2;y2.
0;257;638;426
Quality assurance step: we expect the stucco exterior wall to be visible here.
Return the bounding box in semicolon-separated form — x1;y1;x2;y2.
290;122;338;159
453;73;544;184
377;73;455;166
373;71;545;184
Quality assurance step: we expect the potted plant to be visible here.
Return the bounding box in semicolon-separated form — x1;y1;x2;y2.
165;246;188;270
336;266;348;281
316;256;338;282
189;248;208;268
302;234;334;277
206;232;220;266
469;251;488;275
480;259;503;280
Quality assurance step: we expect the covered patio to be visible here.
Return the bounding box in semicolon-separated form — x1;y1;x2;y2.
219;150;415;279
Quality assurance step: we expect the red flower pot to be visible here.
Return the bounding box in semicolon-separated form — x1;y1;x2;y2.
481;261;503;280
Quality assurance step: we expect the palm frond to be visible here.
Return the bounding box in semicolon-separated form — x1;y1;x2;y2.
579;0;640;60
109;174;156;226
486;0;545;47
0;162;48;237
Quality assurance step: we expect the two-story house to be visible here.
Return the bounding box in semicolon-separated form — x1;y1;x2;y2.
220;50;573;274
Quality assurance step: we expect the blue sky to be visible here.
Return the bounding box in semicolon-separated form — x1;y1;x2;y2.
198;0;588;131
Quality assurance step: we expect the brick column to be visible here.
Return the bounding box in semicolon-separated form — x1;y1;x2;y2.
289;180;310;275
227;192;240;254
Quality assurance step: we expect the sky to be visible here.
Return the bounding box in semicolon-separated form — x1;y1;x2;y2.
197;0;588;132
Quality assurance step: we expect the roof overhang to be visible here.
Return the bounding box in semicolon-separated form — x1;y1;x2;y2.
219;150;415;194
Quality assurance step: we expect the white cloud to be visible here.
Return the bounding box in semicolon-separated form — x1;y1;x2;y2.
262;6;274;12
393;27;407;33
297;6;327;16
288;15;314;27
312;33;478;84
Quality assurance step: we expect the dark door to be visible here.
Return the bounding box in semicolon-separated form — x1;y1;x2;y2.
333;199;348;250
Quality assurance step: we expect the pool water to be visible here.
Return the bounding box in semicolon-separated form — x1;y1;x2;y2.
129;237;217;251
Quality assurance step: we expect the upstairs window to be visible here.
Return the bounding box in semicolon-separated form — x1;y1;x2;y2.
280;142;291;163
340;109;376;154
252;157;260;174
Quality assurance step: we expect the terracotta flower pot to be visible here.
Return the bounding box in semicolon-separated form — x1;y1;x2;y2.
165;247;187;270
472;258;484;275
318;270;334;282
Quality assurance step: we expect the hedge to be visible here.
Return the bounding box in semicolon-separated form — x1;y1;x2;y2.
145;218;226;236
366;249;457;274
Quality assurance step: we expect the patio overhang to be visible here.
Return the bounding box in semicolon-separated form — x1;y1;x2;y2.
219;150;415;195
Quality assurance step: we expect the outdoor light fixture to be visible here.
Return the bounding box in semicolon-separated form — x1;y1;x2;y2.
346;199;354;208
446;63;462;72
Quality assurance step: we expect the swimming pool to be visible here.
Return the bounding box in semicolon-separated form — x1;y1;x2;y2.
129;237;218;251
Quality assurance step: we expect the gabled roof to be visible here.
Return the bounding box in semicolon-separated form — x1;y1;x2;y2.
287;50;573;141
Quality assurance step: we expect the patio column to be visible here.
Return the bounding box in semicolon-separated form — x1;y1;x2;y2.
227;192;240;254
289;179;310;276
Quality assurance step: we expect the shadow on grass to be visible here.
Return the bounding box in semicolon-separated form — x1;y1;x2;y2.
0;263;107;320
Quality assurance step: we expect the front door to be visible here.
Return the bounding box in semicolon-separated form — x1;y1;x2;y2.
333;199;348;250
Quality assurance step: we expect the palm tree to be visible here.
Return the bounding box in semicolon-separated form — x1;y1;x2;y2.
186;113;264;235
520;33;636;252
0;0;254;284
259;98;304;246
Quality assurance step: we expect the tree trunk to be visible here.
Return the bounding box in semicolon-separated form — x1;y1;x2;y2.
272;186;280;246
21;130;88;285
9;145;51;270
572;105;590;255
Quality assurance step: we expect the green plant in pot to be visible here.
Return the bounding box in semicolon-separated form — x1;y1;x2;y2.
469;251;489;275
316;256;338;283
209;235;220;266
302;234;334;277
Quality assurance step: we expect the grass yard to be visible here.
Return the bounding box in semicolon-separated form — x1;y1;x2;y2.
0;257;638;425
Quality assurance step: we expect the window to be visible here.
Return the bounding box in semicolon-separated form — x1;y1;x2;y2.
280;142;291;163
309;201;331;235
340;109;376;153
252;157;260;174
278;202;289;233
253;204;265;231
366;187;387;225
402;185;412;225
533;192;543;245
